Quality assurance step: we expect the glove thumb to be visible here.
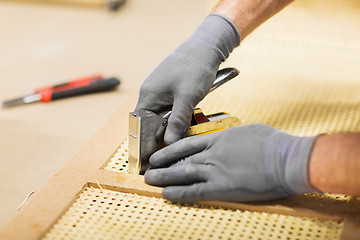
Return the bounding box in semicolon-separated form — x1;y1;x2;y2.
164;98;194;145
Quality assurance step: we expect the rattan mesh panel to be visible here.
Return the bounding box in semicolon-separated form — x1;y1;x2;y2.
42;187;343;240
104;139;129;173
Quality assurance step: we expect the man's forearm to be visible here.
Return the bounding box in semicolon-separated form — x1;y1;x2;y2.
309;133;360;196
213;0;294;39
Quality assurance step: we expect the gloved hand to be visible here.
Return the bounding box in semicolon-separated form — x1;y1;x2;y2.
135;14;240;145
145;124;320;202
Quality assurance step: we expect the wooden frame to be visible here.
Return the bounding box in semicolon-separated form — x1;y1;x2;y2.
1;95;360;240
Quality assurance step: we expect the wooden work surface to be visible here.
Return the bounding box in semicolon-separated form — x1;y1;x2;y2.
0;0;209;230
1;0;360;239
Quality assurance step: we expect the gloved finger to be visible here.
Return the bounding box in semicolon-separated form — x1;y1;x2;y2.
175;151;211;165
149;135;210;168
164;185;289;203
134;96;171;113
164;97;195;145
134;99;147;112
162;182;215;202
144;163;211;187
208;189;290;203
134;93;155;112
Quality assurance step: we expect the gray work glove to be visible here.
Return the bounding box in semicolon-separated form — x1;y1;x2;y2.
145;124;319;202
135;14;240;145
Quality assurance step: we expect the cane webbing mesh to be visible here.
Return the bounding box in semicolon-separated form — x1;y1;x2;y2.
42;187;344;240
104;139;129;173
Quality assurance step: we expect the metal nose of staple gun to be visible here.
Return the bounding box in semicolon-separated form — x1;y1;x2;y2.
128;68;241;174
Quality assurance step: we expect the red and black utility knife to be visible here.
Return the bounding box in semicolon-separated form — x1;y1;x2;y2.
2;75;120;108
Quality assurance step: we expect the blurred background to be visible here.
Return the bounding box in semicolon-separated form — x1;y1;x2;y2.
0;0;359;231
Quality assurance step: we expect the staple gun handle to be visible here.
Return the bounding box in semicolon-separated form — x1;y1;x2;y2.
210;68;240;93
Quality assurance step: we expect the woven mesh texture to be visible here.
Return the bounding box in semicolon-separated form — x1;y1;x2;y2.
104;139;129;173
42;187;344;240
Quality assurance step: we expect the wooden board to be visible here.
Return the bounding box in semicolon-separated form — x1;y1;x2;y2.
1;0;360;239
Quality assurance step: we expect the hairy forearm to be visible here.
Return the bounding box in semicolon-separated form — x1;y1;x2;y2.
213;0;294;39
309;133;360;196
